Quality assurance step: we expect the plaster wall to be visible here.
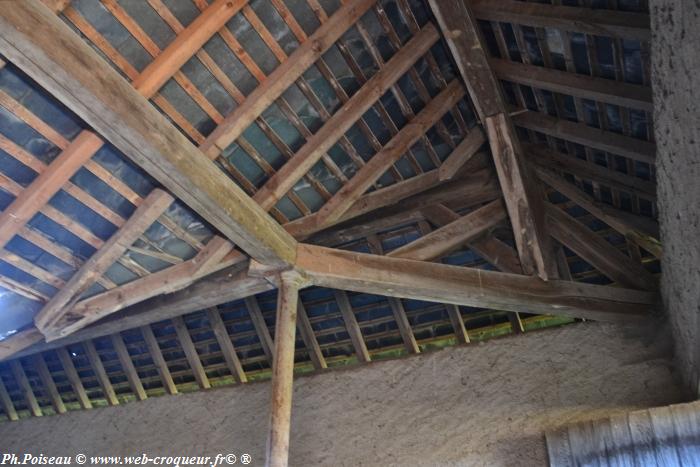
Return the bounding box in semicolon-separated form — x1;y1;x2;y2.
0;322;681;466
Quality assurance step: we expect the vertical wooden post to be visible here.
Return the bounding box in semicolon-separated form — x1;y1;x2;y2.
266;270;304;467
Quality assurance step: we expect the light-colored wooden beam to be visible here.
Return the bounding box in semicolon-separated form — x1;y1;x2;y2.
206;308;247;384
140;325;178;395
490;58;653;112
172;316;210;389
429;0;556;280
32;354;66;414
200;0;378;159
545;203;657;290
536;167;661;258
284;153;491;240
110;333;147;401
390;199;507;261
296;244;654;322
0;1;298;266
311;80;466;229
12;265;275;360
485;113;557;279
83;339;119;405
471;0;650;42
266;271;303;467
296;301;326;370
34;189;173;334
0;376;18;421
46;237;236;339
10;360;41;417
253;23;440;211
0;131;102;251
0;0;236;268
0;328;44;362
131;0;245;97
333;290;371;363
56;347;92;409
514;111;656;164
367;235;419;355
421;204;526;333
245;296;275;365
438;130;486;181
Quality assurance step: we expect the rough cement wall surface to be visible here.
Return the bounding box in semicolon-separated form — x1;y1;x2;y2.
0;322;681;466
651;0;700;397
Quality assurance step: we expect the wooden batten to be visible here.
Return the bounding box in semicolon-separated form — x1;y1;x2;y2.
0;1;299;266
252;23;440;211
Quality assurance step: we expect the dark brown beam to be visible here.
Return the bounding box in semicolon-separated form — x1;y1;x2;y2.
536;167;661;258
490;58;653;112
429;0;557;279
471;0;650;42
545;203;657;290
514;112;656;164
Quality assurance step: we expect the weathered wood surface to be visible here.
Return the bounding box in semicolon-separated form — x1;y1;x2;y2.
471;0;650;41
0;0;298;266
546;400;700;466
200;0;378;159
296;244;654;322
490;58;653;111
514;111;656;164
266;271;304;467
545;204;657;290
35;189;174;334
253;23;440;211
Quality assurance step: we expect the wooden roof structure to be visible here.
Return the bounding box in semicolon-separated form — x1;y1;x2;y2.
0;0;658;463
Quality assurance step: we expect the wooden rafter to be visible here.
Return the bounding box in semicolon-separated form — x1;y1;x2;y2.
545;203;657;290
252;23;440;211
536;167;661;259
470;0;650;42
311;80;466;230
0;0;240;273
513;112;656;165
388;200;507;262
428;0;556;280
490;58;653;112
0;0;298;266
35;189;173;334
421;204;526;333
200;0;378;159
46;237;236;340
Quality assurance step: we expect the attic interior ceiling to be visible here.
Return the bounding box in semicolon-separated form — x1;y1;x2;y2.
0;0;657;438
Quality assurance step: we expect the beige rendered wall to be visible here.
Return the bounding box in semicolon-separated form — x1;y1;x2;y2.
0;322;683;466
651;0;700;398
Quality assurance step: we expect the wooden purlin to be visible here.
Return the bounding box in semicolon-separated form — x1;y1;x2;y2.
296;244;654;322
0;0;298;267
